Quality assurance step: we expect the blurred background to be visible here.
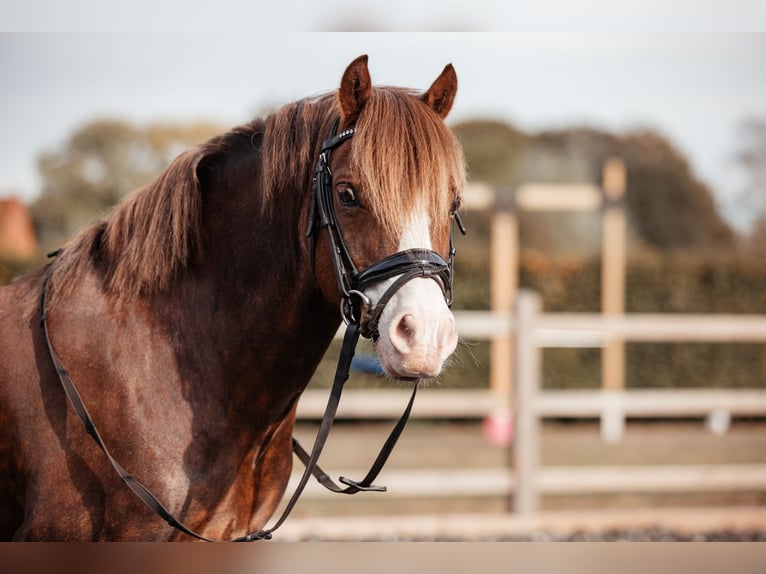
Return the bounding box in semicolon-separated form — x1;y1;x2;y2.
1;13;766;543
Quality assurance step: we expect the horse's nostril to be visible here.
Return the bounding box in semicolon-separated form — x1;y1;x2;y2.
390;313;418;354
398;314;415;337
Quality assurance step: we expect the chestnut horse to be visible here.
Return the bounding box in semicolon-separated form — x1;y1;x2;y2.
0;55;465;540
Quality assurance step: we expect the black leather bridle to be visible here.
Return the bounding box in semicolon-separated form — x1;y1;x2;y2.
306;120;465;341
38;119;465;541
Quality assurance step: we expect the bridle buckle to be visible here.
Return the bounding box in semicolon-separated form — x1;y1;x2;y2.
341;289;371;326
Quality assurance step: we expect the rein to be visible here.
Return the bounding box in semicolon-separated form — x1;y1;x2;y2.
38;119;464;541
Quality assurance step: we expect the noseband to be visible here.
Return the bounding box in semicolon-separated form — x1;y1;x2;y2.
306;120;465;340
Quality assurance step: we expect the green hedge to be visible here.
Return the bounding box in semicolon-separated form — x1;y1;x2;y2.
454;250;766;314
444;251;766;390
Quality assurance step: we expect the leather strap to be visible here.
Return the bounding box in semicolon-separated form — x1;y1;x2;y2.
40;271;228;541
292;378;419;494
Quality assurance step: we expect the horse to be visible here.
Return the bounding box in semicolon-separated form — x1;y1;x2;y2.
0;55;465;541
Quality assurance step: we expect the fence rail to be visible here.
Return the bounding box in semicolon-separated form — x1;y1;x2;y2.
288;465;766;500
297;387;766;420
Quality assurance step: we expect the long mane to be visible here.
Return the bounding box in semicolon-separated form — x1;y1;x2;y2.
46;87;465;306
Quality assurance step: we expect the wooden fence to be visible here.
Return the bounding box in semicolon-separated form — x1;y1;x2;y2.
463;161;628;401
296;296;766;513
510;290;766;513
293;167;766;513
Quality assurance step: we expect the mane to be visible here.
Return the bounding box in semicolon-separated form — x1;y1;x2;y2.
46;86;465;307
46;128;236;307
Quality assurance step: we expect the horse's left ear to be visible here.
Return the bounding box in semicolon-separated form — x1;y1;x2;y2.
339;55;372;124
421;64;458;119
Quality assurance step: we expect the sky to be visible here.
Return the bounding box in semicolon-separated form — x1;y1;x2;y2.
1;4;766;230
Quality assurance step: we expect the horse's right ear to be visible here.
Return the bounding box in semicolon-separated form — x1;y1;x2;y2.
339;55;371;124
421;64;458;119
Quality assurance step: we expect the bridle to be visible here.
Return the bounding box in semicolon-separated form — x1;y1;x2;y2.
306;119;465;340
38;118;465;541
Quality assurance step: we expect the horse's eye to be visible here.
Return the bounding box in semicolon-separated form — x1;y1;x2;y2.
337;185;359;207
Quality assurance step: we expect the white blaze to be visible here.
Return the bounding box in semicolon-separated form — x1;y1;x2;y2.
366;202;458;379
398;206;433;251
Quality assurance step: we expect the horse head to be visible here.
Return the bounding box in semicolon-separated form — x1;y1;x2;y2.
309;55;465;380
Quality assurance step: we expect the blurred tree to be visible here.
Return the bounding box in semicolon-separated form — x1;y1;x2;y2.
749;217;766;255
453;120;529;185
736;118;766;255
620;129;736;251
31;119;225;252
454;120;737;254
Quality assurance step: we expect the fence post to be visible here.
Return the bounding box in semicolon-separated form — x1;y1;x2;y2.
490;195;518;400
601;158;627;443
512;290;541;514
487;194;518;446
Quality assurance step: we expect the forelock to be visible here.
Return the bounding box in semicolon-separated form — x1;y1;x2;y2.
349;87;466;239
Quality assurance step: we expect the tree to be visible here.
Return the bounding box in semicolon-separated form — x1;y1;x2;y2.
454;120;737;254
619;129;736;251
453;120;529;185
736;118;766;255
31;119;226;252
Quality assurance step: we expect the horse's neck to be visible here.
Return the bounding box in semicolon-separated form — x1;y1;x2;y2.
155;167;339;424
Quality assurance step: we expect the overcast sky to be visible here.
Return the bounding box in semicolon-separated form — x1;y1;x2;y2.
2;7;766;229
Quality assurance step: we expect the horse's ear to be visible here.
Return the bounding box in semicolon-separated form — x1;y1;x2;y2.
339;55;372;124
421;64;458;119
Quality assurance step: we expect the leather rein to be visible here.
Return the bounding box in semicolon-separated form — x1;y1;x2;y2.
38;119;464;541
